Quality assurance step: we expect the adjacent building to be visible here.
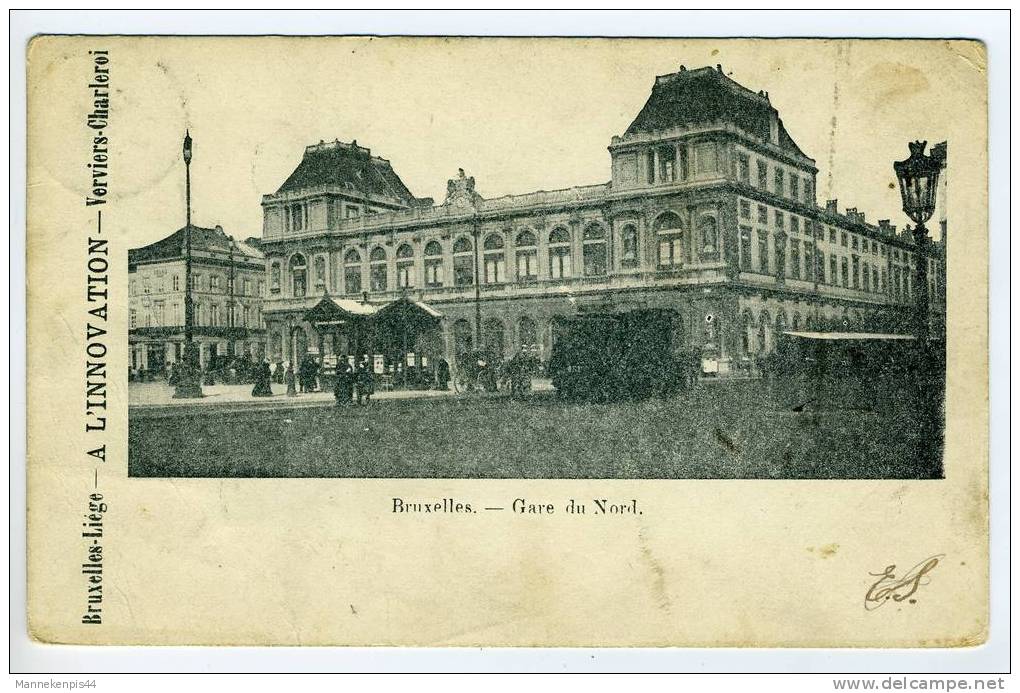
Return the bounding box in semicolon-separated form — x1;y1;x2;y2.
258;64;946;376
128;224;267;375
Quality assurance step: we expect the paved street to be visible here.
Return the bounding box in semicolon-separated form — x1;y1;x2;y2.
128;380;942;480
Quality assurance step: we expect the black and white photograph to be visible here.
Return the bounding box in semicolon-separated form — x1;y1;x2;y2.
125;43;949;480
21;24;995;656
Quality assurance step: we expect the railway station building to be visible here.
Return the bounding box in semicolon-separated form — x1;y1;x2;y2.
258;64;946;379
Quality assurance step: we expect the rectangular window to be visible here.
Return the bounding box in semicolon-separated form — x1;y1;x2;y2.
828;228;836;244
172;275;180;291
873;268;879;292
829;256;837;285
484;255;505;284
852;235;859;251
583;244;607;277
817;251;826;283
370;265;387;292
454;256;474;286
344;267;361;295
804;241;813;279
757;161;768;189
790;242;801;279
210;275;221;291
863;261;870;291
397;262;414;289
841;257;849;288
738;155;750;184
550;248;573;278
774;169;785;197
758;232;769;274
739;200;751;219
345;206;360;219
790;216;800;235
790;175;799;200
739;226;752;271
425;260;443;287
658;236;683;269
129;309;137;329
803;179;813;203
852;255;860;289
774;211;784;230
516;250;538;280
841;232;848;247
646;151;656;184
757;205;768;224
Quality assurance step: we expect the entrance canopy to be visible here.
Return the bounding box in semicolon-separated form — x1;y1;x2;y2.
782;331;915;341
373;297;443;331
302;295;378;326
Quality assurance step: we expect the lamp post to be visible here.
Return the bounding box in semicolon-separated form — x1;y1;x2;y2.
893;140;943;345
173;130;203;398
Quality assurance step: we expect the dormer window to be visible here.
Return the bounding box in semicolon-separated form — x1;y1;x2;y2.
288;203;304;232
658;146;676;183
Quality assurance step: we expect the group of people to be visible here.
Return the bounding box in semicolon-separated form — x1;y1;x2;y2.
333;360;376;406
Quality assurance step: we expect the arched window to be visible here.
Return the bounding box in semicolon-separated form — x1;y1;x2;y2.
314;255;327;292
396;243;414;289
483;233;505;284
289;253;307;297
741;309;754;355
482;318;505;360
582;223;607;276
344;248;362;295
548;227;571;279
518;315;538;353
453;236;474;287
792;312;801;330
620;224;639;269
775;311;788;344
699;215;719;255
453;319;473;359
270;261;281;293
515;229;538;282
424;240;443;287
758;310;772;354
655;212;684;268
369;246;388;292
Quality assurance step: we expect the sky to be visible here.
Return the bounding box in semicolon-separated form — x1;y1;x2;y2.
32;37;984;248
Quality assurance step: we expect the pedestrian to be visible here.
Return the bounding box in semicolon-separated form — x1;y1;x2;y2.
437;357;450;391
334;361;354;406
356;359;374;405
252;359;273;397
274;360;285;384
285;361;297;397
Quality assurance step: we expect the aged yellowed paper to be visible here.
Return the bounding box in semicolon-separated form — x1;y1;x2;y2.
26;36;987;646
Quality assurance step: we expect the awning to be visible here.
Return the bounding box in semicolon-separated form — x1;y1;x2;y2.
302;295;377;325
373;297;443;328
782;331;916;341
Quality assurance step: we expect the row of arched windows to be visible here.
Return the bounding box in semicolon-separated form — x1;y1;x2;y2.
269;213;719;298
451;315;541;359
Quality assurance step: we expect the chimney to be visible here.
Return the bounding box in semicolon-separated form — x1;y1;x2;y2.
825;199;838;214
878;219;896;236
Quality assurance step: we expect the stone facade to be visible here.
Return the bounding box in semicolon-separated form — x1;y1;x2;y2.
128;225;267;375
259;65;946;375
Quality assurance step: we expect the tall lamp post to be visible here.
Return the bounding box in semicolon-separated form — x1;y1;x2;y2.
893;140;943;345
173;130;203;398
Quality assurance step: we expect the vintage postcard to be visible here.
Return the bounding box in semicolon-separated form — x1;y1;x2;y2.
25;36;988;646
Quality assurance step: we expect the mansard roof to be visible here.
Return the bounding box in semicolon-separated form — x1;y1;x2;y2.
625;65;808;159
276;139;419;205
128;225;262;268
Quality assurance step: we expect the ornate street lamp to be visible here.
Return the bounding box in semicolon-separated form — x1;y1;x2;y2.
173;129;203;398
893;140;943;344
